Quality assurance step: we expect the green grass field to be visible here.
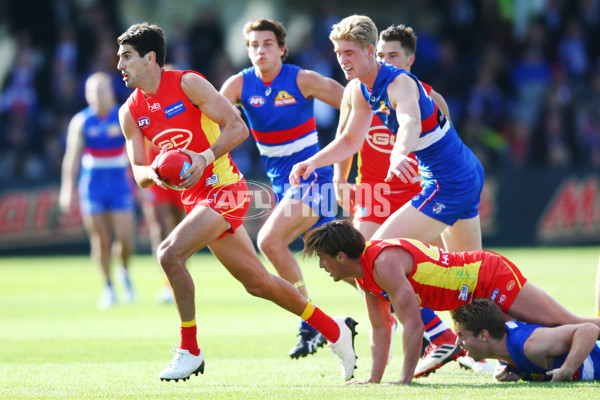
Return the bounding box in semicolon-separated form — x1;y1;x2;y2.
1;247;599;399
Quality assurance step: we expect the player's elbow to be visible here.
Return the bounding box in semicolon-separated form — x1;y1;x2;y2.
233;119;249;144
583;323;600;340
340;133;363;156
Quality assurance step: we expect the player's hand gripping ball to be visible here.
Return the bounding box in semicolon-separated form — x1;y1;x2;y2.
154;150;192;190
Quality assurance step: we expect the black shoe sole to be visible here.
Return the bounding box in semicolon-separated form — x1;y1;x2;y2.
160;361;205;382
289;332;328;359
289;342;326;359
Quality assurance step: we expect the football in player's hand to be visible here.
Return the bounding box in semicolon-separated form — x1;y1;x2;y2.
155;150;192;190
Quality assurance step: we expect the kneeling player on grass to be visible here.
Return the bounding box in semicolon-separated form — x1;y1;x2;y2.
452;298;600;382
303;220;600;385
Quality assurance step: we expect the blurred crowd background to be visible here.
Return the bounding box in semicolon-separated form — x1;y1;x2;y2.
1;0;600;185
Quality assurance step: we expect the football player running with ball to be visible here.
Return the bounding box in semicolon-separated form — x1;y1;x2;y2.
116;22;358;383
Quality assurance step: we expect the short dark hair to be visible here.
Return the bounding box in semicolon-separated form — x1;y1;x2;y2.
243;19;289;59
379;24;417;55
450;298;506;339
303;220;365;259
117;22;166;67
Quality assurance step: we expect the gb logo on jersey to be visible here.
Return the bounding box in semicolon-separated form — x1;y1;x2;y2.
249;96;266;107
137;117;151;129
274;91;296;106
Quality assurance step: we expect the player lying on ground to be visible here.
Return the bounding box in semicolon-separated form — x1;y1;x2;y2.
451;298;600;382
303;220;600;385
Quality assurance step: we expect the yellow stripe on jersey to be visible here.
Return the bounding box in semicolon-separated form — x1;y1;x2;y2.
411;260;482;291
403;239;442;260
201;114;221;145
200;113;241;185
502;259;524;289
356;150;364;185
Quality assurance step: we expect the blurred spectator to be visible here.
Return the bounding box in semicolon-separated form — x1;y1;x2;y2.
510;21;553;130
167;23;192;72
466;65;505;130
0;32;43;180
578;0;600;65
2;0;600;185
188;6;225;83
428;39;470;126
507;118;533;170
577;69;600;167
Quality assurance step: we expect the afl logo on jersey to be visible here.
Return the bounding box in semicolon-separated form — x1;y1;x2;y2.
274;91;296;106
249;96;266;107
137;117;151;129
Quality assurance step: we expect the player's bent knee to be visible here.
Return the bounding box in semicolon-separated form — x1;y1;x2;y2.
156;242;181;274
241;274;273;299
256;231;279;256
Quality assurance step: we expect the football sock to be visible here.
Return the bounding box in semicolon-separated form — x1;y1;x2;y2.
180;319;200;356
301;301;340;343
300;319;314;330
421;307;457;345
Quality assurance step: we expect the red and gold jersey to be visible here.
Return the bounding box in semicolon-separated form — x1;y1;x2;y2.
357;238;485;311
126;70;242;208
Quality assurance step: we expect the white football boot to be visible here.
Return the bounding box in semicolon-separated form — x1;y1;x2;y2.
414;343;465;378
327;317;358;381
159;348;205;382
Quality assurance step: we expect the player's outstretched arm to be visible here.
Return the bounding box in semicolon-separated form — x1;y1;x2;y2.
289;81;371;185
362;292;395;384
385;75;421;184
59;112;85;212
332;84;356;212
297;69;344;109
373;247;423;385
537;323;600;382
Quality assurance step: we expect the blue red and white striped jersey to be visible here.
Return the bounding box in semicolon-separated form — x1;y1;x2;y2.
80;105;129;170
361;63;478;180
240;64;332;193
